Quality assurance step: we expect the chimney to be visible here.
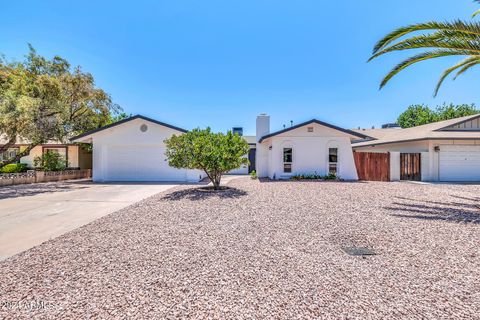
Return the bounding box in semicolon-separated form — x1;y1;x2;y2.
256;114;270;142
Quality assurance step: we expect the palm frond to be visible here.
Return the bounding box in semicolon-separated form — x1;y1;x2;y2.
369;31;480;61
434;57;479;96
379;50;474;89
474;9;480;18
453;58;480;79
373;20;480;54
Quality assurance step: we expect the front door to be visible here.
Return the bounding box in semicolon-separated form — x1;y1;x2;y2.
400;153;421;181
248;148;256;173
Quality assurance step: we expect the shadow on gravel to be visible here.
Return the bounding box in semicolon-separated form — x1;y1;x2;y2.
257;178;368;184
162;187;248;201
386;198;480;224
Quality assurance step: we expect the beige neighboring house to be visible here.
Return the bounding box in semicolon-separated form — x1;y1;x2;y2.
0;137;92;169
353;114;480;182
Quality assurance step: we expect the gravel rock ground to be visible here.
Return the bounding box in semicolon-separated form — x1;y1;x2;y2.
1;178;479;319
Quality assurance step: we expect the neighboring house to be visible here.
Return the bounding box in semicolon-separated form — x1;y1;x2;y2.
71;115;207;182
353;114;480;182
0;138;92;169
255;114;371;180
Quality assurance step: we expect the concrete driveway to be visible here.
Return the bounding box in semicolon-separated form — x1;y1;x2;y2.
0;180;180;260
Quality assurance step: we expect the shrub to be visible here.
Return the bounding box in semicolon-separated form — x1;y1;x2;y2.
0;163;28;173
291;172;340;181
250;170;258;179
165;128;250;190
34;152;68;171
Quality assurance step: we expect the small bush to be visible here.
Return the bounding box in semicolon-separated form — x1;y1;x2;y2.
0;163;28;173
34;152;68;171
250;170;258;179
291;172;340;181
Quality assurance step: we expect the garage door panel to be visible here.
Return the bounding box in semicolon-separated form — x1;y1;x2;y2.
439;145;480;181
105;145;186;181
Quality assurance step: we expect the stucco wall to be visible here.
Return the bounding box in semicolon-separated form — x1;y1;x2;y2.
20;146;42;168
258;123;358;180
91;118;205;182
20;145;80;168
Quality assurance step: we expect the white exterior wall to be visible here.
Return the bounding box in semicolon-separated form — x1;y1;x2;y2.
259;123;359;180
389;152;400;181
421;152;430;182
256;115;270;178
91;118;205;182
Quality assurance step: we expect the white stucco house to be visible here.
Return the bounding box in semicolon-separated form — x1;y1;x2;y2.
70;113;480;183
352;114;480;182
71;115;206;182
255;114;371;180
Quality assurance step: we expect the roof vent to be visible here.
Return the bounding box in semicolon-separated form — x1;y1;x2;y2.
381;123;401;129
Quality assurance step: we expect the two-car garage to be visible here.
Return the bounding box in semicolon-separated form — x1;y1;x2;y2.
71;115;205;182
104;145;191;182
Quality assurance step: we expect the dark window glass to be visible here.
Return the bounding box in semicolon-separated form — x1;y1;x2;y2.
329;164;337;174
284;163;292;173
283;148;292;163
329;148;338;163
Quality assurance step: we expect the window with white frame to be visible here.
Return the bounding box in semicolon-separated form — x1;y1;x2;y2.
283;148;292;173
328;148;338;174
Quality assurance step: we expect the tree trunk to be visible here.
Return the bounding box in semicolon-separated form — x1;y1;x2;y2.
212;174;222;190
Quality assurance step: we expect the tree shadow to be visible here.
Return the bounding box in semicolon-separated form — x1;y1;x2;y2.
257;178;368;184
386;197;480;224
0;181;90;200
162;186;248;201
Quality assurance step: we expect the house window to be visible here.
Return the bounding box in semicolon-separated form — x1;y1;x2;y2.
0;148;20;162
283;148;292;173
44;148;60;155
328;148;338;174
307;127;314;132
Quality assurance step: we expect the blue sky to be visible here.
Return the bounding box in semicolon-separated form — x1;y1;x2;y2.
1;0;479;135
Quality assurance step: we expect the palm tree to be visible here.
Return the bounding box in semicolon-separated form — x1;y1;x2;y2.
370;1;480;96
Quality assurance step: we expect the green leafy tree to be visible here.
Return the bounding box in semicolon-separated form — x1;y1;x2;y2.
435;103;479;120
397;104;438;128
0;45;121;167
369;1;480;96
164;128;250;190
398;103;479;128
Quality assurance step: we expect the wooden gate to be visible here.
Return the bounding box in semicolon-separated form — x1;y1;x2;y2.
400;153;421;181
353;152;390;181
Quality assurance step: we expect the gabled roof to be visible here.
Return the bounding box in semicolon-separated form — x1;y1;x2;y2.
258;119;372;143
70;114;188;142
352;114;480;147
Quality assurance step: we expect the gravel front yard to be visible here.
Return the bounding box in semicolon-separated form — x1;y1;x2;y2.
1;178;480;319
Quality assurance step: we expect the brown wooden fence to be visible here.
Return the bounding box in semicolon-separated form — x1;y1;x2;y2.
400;153;421;181
353;152;390;181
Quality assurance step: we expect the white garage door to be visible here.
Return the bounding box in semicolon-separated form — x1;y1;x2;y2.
105;145;186;181
439;145;480;181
